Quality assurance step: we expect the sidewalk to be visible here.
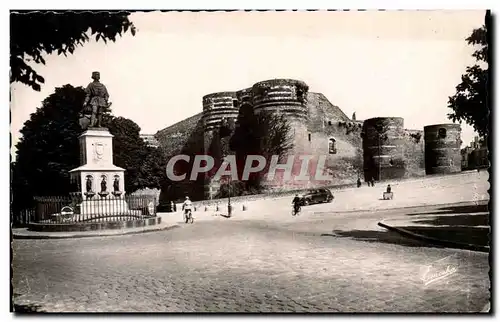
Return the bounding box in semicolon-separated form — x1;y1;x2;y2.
12;171;489;239
378;200;490;252
12;215;180;239
204;170;490;221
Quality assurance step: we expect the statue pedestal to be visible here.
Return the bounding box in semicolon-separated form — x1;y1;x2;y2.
69;128;127;215
75;197;132;216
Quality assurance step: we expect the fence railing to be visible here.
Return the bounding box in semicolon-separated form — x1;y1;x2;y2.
16;194;158;224
11;208;34;228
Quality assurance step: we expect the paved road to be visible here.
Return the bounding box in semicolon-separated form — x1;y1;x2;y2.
12;203;490;313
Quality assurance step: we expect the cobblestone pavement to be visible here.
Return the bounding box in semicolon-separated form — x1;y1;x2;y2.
12;203;490;313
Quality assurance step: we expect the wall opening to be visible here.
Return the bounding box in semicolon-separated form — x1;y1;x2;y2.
438;128;447;139
232;100;238;108
297;88;304;101
328;121;332;126
329;138;337;154
308;133;311;142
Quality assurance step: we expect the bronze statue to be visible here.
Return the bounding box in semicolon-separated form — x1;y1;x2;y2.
80;71;112;129
101;176;107;193
113;177;120;192
86;176;93;192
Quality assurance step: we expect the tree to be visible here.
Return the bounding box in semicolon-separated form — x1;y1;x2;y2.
107;117;165;193
230;110;293;191
10;11;136;91
447;15;489;139
11;84;163;214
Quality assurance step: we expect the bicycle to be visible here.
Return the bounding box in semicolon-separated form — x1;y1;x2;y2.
184;210;194;224
292;204;301;216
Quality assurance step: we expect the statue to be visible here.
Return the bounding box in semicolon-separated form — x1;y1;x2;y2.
80;71;112;129
352;112;356;121
101;176;107;193
86;176;93;193
113;176;120;192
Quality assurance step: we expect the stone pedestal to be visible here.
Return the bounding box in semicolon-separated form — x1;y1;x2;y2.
69;128;127;215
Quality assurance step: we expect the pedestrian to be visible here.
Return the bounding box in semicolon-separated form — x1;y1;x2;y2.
357;177;362;188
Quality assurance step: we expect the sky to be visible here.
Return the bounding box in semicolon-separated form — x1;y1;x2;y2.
10;10;486;158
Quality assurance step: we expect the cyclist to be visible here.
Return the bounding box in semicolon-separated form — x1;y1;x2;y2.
292;194;302;215
182;196;193;221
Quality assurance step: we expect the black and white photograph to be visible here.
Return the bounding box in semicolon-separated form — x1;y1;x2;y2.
9;7;491;313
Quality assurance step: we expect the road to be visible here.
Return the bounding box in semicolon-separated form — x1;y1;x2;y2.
12;201;490;313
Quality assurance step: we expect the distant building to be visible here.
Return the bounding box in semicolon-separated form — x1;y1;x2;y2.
140;134;160;148
461;136;488;170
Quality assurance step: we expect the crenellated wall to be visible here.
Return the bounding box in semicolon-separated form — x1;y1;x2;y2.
403;129;425;178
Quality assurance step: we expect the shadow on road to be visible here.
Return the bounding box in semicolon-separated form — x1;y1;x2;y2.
405;203;489;217
399;226;490;247
321;229;446;249
412;214;489;227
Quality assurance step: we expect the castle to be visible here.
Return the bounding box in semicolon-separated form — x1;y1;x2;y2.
155;79;462;201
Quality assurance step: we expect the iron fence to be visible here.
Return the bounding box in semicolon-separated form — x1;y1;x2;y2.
11;208;34;228
26;194;157;224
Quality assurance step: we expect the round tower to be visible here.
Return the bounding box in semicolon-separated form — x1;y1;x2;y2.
252;79;309;119
202;92;239;133
201;92;239;199
252;79;309;150
362;117;406;182
424;123;462;175
249;79;310;190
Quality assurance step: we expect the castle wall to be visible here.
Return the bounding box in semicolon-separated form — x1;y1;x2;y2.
155;114;206;202
362;117;406;181
264;92;363;192
155;113;203;158
403;129;425;178
156;79;429;201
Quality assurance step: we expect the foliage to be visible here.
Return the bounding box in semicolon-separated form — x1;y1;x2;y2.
230;110;293;190
106;117;165;193
409;132;422;144
215;181;247;199
447;19;489;138
10;11;136;91
11;84;163;214
12;84;84;211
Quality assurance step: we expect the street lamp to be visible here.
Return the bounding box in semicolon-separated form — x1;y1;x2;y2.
220;156;232;218
228;180;232;217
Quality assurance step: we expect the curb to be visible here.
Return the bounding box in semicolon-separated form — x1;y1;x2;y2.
312;199;489;215
12;224;181;240
377;222;490;253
